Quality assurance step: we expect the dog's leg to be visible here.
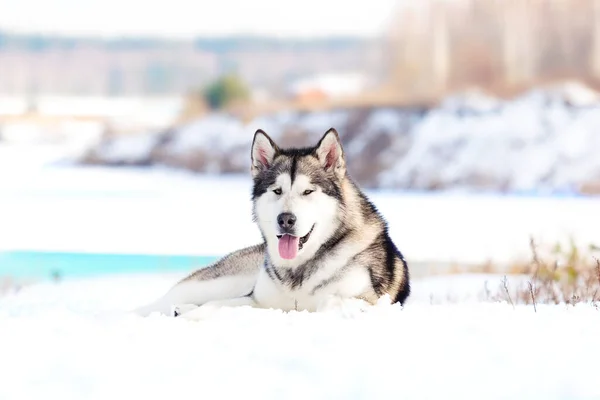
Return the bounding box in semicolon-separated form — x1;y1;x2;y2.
135;274;257;317
134;244;265;316
171;303;199;317
176;296;258;321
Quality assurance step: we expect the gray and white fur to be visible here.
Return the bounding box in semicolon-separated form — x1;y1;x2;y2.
135;128;410;319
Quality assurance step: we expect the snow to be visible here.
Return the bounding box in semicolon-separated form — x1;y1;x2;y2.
0;273;598;400
0;95;184;127
0;96;28;116
165;114;249;154
288;72;369;98
1;147;598;399
0;120;104;150
93;132;162;164
379;84;600;192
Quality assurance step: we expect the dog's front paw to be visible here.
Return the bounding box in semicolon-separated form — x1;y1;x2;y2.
317;295;345;312
172;304;199;317
176;304;219;321
317;295;371;316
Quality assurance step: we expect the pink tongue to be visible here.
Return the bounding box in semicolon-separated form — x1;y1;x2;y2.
278;234;300;259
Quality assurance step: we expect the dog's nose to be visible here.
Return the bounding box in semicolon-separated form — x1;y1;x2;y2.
277;212;297;231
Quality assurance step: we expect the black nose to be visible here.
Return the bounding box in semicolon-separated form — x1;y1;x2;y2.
277;212;297;231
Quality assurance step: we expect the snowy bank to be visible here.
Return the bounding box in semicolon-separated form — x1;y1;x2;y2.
81;82;600;195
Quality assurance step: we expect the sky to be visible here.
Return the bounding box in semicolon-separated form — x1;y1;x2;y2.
0;0;399;38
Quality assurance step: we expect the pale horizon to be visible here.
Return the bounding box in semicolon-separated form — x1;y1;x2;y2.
0;0;398;39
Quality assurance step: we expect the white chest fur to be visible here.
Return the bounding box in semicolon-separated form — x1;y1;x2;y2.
253;262;372;312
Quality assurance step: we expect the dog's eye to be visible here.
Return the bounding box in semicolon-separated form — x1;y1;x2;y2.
273;188;282;195
303;189;314;196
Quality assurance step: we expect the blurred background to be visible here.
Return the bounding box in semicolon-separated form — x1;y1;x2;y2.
1;0;600;289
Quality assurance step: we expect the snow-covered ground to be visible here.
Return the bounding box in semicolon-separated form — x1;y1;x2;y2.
82;82;600;194
0;272;598;400
0;95;184;128
1;147;599;399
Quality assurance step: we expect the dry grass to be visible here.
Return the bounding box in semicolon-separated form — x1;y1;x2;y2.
493;237;600;307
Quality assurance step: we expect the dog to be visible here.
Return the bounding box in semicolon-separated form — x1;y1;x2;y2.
135;128;410;319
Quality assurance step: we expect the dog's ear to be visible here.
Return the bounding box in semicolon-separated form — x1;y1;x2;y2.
316;128;345;175
251;129;279;176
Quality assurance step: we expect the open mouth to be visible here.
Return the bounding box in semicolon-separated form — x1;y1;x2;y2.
276;224;315;260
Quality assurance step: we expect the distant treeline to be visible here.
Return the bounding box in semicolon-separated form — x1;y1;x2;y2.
0;32;371;96
0;32;362;53
383;0;600;99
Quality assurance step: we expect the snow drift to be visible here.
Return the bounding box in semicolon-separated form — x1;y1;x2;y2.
0;273;598;400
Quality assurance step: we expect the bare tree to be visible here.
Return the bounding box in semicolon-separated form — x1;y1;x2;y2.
383;0;600;100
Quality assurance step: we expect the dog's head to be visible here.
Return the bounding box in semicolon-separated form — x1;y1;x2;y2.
251;128;347;267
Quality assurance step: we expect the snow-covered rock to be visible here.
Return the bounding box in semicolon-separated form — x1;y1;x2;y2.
380;84;600;194
81;83;600;194
89;132;162;165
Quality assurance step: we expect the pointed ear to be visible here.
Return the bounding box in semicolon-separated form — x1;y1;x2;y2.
316;128;345;175
251;129;279;177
